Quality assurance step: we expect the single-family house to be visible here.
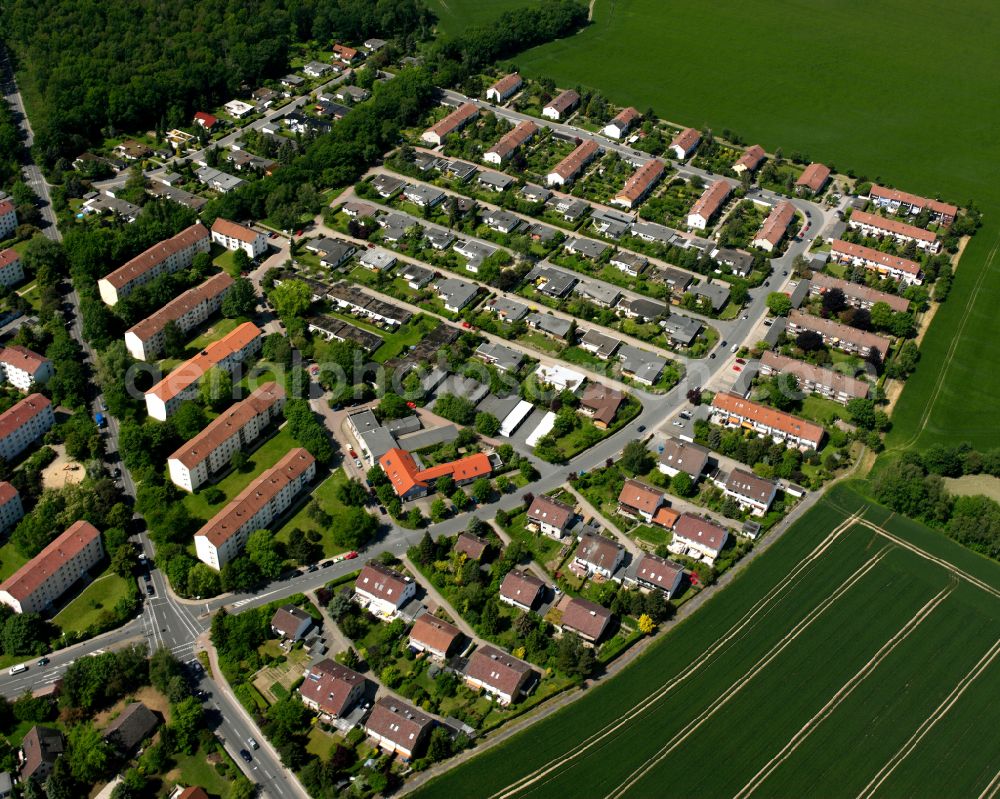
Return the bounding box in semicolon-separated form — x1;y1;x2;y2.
527;494;575;538
354;562;417;618
574;532;625;578
499;569;545;611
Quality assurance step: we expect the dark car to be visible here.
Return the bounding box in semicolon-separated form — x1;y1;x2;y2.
36;657;49;666
637;425;646;433
146;585;155;596
239;749;253;763
321;560;334;569
307;564;318;573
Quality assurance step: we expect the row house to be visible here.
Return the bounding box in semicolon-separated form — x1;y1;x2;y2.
210;218;268;258
144;322;262;421
0;248;24;288
868;185;958;226
421;102;479;146
98;223;211;305
124;272;234;361
829;240;923;285
167;382;286;491
687;179;731;230
486;73;523;103
0;199;16;240
541;90;580;120
354;562;416;617
723;469;778;517
194;448;316;569
0;393;54;462
847;210;940;253
613;158;665;210
603;107;641;139
483;120;537;165
547;139;600;187
759;350;870;404
0;481;23;532
787;309;892;360
751;201;795;252
0;346;53;391
809;272;910;313
0;521;103;614
711;391;825;450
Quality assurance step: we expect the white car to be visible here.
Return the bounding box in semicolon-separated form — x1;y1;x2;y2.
672;420;684;427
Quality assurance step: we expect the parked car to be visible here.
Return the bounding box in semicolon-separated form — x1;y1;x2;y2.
321;560;334;569
345;551;359;560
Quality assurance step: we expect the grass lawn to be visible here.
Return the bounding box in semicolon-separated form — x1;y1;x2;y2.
411;483;1000;797
307;727;341;759
799;395;847;426
52;572;132;636
213;246;241;277
169;750;236;799
0;544;28;582
501;511;566;570
632;524;670;547
274;468;351;558
183;426;299;522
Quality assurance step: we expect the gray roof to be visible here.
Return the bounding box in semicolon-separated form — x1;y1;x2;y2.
713;247;754;274
662;314;703;346
437;375;489;404
372;174;405;195
580;328;621;358
521;184;551;202
575;281;620;307
654;266;694;291
103;703;161;753
762;317;787;348
619;296;667;320
610;250;648;271
476;341;525;372
402;263;435;286
397;424;460;451
195;166;244;192
547;196;590;220
454;239;497;261
386;415;422;435
349;409;398;460
486;296;529;321
447;160;478;181
484;209;522;231
658;438;710;477
478;170;514;190
730;359;760;397
630;219;677;244
525;312;572;338
788;280;811;309
436;277;479;310
527;223;559;242
404;184;445;205
359;248;396;271
477;393;523;421
529;265;577;297
618;344;666;384
566;237;609;260
425;228;456;249
689;281;730;310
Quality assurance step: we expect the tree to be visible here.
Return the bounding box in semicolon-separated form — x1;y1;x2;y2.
621;440;652;475
869;300;893;330
199;367;233;410
822;287;847;316
451;488;469;511
479;597;500;635
110;543;136;579
328;591;353;620
246;529;283;579
475;412;500;436
377;392;409;421
436;475;456;496
269;279;312;321
2;613;51;655
162;320;186;358
472;478;492;504
187;563;221;597
670;471;694;498
44;755;77;799
170;696;205;755
262;332;293;365
766;292;792;317
637;613;655;635
231;450;249;472
67;723;113;784
337;479;369;507
172;401;208;440
430;498;448;522
796;330;824;352
232;248;251;274
555;632;595;679
330;507;378;549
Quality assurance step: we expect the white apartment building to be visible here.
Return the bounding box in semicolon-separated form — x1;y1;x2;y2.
0;481;24;531
145;322;262;421
98;223;210;305
0;248;24;288
0;346;53;391
168;382;285;491
210;218;268;258
0;200;16;240
194;448;316;569
0;394;54;461
0;521;103;614
124;272;234;360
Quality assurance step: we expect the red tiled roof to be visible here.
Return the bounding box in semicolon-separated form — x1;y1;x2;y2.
617;478;664;515
527;494;574;530
760;351;870;399
754;201;795;247
787;309;892;358
0;521;101;601
499;569;544;606
579;382;625;425
146;322;261;403
652;505;680;529
574;532;624;572
464;645;533;698
830;240;922;277
636;553;683;589
489;73;522;96
378;447;492;497
561;597;611;641
0;200;14;217
410;614;462;655
689;179;731;220
545;90;580;114
550;139;599;181
300;659;367;717
194;112;217;128
0;345;50;376
178;789;210;799
426;102;479;139
0;393;51;440
673;514;728;553
810;272;909;313
487;120;537;160
610;106;641;127
355;562;411;605
101;224;209;289
194;448;315;547
0;480;18;505
616;158;665;204
870;185;957;221
455;532;489;560
211;217;260;244
796;163;831;192
712;392;824;446
849;210;937;244
0;249;19;269
670;127;701;155
365;697;433;751
735;145;766;171
127;272;234;345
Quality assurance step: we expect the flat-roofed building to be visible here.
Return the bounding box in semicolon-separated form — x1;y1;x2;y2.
98;223;210;305
210;218;268;258
194;448;316;569
168;382;286;491
124;272;234;360
0;393;54;462
145;322;262;421
0;521;103;614
0;346;53;390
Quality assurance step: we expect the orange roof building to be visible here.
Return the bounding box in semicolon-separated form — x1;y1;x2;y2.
711;392;824;450
869;185;957;225
796;163;831;193
0;393;54;462
687;179;731;229
829;240;923;285
0;247;25;288
378;447;492;500
734;145;766;174
421;102;479;146
98;223;210;305
613;159;666;209
752;201;796;252
484;120;538;164
847;210;939;252
547;139;600;186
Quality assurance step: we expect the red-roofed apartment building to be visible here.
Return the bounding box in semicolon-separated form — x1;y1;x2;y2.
0;481;24;531
486;73;523;103
421;102;479;146
378;447;492;500
848;210;940;253
210;218;268;258
751;201;795;253
0;345;53;390
144;322;262;420
0;393;54;462
547;139;600;187
830;239;923;285
0;521;103;614
0;248;25;288
787;309;892;360
711;392;824;450
687;179;731;230
0;199;17;239
868;185;957;226
603;107;641;139
125;272;234;361
194;448;316;569
669;127;701;160
98;223;210;305
613;158;666;210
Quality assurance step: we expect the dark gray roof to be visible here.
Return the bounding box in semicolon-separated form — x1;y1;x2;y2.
619;296;667;320
661;314;703;346
397;424;460;451
525;312;572;338
567;237;609;260
788;280;811;309
478;170;514;190
617;344;666;383
762;317;787;347
476;341;525;372
689;281;730;310
103;703;161;753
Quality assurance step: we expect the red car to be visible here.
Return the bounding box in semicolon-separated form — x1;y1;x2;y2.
406;401;416;409
345;551;359;560
690;573;700;586
349;449;358;458
294;229;303;237
461;321;471;329
736;357;746;365
732;365;742;372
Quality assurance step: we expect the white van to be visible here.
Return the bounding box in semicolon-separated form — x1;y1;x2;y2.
8;664;27;675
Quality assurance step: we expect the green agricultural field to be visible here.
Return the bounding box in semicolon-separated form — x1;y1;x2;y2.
441;0;1000;452
428;0;533;34
412;483;1000;798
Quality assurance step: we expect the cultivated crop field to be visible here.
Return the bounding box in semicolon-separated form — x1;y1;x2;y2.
411;484;1000;798
431;0;1000;452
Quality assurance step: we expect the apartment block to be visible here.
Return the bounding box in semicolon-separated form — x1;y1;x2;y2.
0;200;16;240
0;521;103;614
0;481;24;531
829;240;922;285
98;223;210;305
809;272;910;313
194;448;316;569
0;394;54;462
868;185;957;226
711;391;824;450
421;102;479;146
787;309;892;360
759;351;870;404
848;210;939;253
144;322;262;421
0;346;53;390
210;218;268;258
168;382;286;491
125;272;234;360
0;248;24;288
